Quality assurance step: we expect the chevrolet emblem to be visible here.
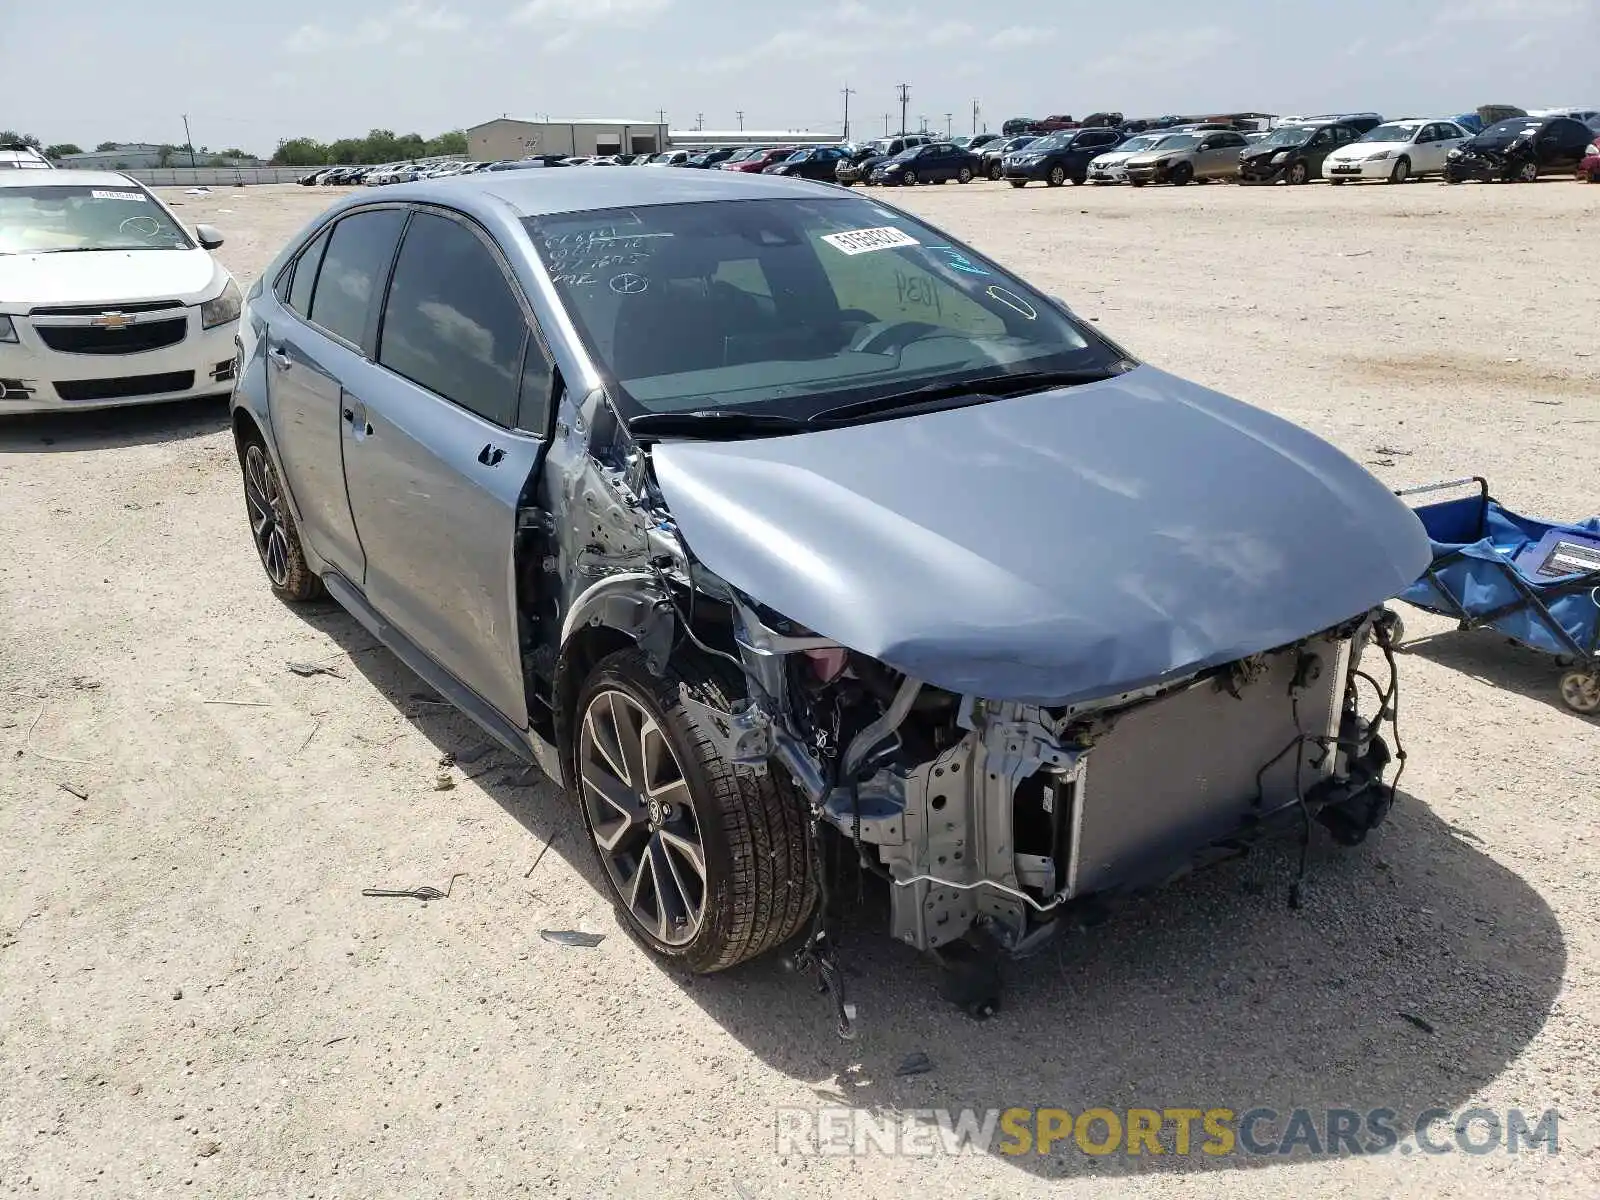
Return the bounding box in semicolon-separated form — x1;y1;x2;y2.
91;312;134;329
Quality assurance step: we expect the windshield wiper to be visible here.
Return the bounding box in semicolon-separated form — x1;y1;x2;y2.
810;367;1124;426
626;409;814;441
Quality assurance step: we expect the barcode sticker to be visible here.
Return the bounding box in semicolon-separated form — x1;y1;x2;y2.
90;190;147;202
821;226;920;255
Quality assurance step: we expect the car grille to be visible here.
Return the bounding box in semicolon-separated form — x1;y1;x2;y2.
28;300;184;317
36;317;188;355
54;371;195;402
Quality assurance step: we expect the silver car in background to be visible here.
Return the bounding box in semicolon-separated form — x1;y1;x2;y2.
230;169;1425;1024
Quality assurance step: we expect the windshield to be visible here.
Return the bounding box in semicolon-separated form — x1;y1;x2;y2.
0;184;192;254
1002;137;1035;151
1026;133;1070;151
526;197;1116;421
1112;134;1165;154
1362;123;1421;143
1476;119;1542;143
1254;125;1314;149
724;148;760;163
1148;134;1199;152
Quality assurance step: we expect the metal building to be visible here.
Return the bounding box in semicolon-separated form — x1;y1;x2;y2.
466;118;668;161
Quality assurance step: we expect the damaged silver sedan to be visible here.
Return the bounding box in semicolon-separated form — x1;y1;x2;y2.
231;169;1430;1026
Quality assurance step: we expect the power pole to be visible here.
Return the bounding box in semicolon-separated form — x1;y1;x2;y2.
736;110;744;131
181;114;196;167
841;85;855;141
883;113;890;136
695;113;704;131
945;113;953;138
657;108;667;126
971;99;980;135
896;83;910;137
918;114;926;134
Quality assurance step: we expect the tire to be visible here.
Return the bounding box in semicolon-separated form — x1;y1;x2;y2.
957;166;973;183
1046;165;1066;187
1329;178;1346;185
1517;160;1539;183
902;169;918;186
1009;180;1027;189
573;648;817;973
1558;670;1600;715
240;438;321;602
1170;162;1193;186
1129;179;1146;187
1388;156;1410;184
987;163;1003;181
1287;160;1310;185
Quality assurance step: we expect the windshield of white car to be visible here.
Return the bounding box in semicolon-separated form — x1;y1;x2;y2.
0;184;192;254
1361;124;1423;142
525;197;1120;423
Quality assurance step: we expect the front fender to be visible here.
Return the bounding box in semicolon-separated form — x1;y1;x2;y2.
560;571;674;674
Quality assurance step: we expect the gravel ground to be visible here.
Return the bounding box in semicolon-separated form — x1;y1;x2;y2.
2;178;1597;1198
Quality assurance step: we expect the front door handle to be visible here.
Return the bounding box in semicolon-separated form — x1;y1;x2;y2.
342;402;373;438
477;443;506;467
267;345;292;370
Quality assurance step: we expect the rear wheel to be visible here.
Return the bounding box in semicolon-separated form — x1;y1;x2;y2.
574;649;817;972
1389;156;1411;184
1047;165;1066;187
241;439;321;602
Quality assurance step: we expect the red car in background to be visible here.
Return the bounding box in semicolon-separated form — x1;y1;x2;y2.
1581;134;1600;182
720;147;797;173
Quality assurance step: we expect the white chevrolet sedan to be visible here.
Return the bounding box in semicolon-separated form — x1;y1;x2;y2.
1323;119;1470;184
0;170;240;413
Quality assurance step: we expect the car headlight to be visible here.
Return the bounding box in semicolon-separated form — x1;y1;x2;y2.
0;315;17;344
1366;149;1392;161
200;278;242;329
1271;150;1290;163
1447;148;1462;159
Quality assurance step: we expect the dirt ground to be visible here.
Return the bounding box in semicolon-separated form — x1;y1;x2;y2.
2;177;1598;1198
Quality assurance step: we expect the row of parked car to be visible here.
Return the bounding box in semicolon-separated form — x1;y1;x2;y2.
295;104;1600;192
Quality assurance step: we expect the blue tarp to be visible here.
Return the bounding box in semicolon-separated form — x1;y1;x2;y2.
1399;495;1600;657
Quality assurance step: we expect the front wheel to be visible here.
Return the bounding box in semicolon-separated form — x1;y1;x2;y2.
1287;161;1310;185
957;166;973;183
241;439;321;602
1009;179;1027;188
1170;162;1193;186
902;170;918;186
1559;670;1600;715
573;649;817;972
987;163;1003;181
1047;165;1066;187
1388;156;1411;184
1517;160;1539;183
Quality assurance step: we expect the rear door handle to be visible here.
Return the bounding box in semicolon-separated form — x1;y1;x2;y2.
477;443;506;467
267;345;292;370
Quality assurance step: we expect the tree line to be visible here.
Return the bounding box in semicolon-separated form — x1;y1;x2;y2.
271;129;468;166
4;127;467;167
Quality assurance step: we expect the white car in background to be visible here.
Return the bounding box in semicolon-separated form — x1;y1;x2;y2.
0;171;240;414
1323;119;1470;183
1086;132;1184;183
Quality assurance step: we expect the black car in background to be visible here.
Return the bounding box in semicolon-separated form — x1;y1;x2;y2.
870;141;982;185
980;135;1036;180
765;145;849;181
835;135;933;184
1002;126;1125;186
1238;120;1365;183
686;148;737;168
1443;116;1595;182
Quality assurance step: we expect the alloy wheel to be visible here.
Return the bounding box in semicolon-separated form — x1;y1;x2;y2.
244;444;291;588
1559;671;1600;715
1519;161;1539;183
580;689;708;946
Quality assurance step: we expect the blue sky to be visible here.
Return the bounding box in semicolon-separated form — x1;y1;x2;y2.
10;0;1595;151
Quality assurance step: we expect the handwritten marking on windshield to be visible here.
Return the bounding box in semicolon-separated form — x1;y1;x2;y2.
986;286;1037;320
894;270;943;318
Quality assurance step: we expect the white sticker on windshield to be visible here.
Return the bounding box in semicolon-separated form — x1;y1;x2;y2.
90;190;147;202
821;226;920;256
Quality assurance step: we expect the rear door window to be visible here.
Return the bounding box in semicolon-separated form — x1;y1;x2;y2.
377;210;529;428
309;208;406;349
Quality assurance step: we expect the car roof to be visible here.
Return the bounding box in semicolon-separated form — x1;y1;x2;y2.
0;168;140;189
378;163;845;217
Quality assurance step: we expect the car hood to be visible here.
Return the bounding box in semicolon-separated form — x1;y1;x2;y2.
650;366;1429;706
1091;150;1140;166
0;248;223;309
1125;150;1186;166
1328;140;1406;160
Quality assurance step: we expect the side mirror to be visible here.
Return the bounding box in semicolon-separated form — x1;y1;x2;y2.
194;223;225;250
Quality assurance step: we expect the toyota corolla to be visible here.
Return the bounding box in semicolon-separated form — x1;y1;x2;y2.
230;169;1427;1024
0;170;240;413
